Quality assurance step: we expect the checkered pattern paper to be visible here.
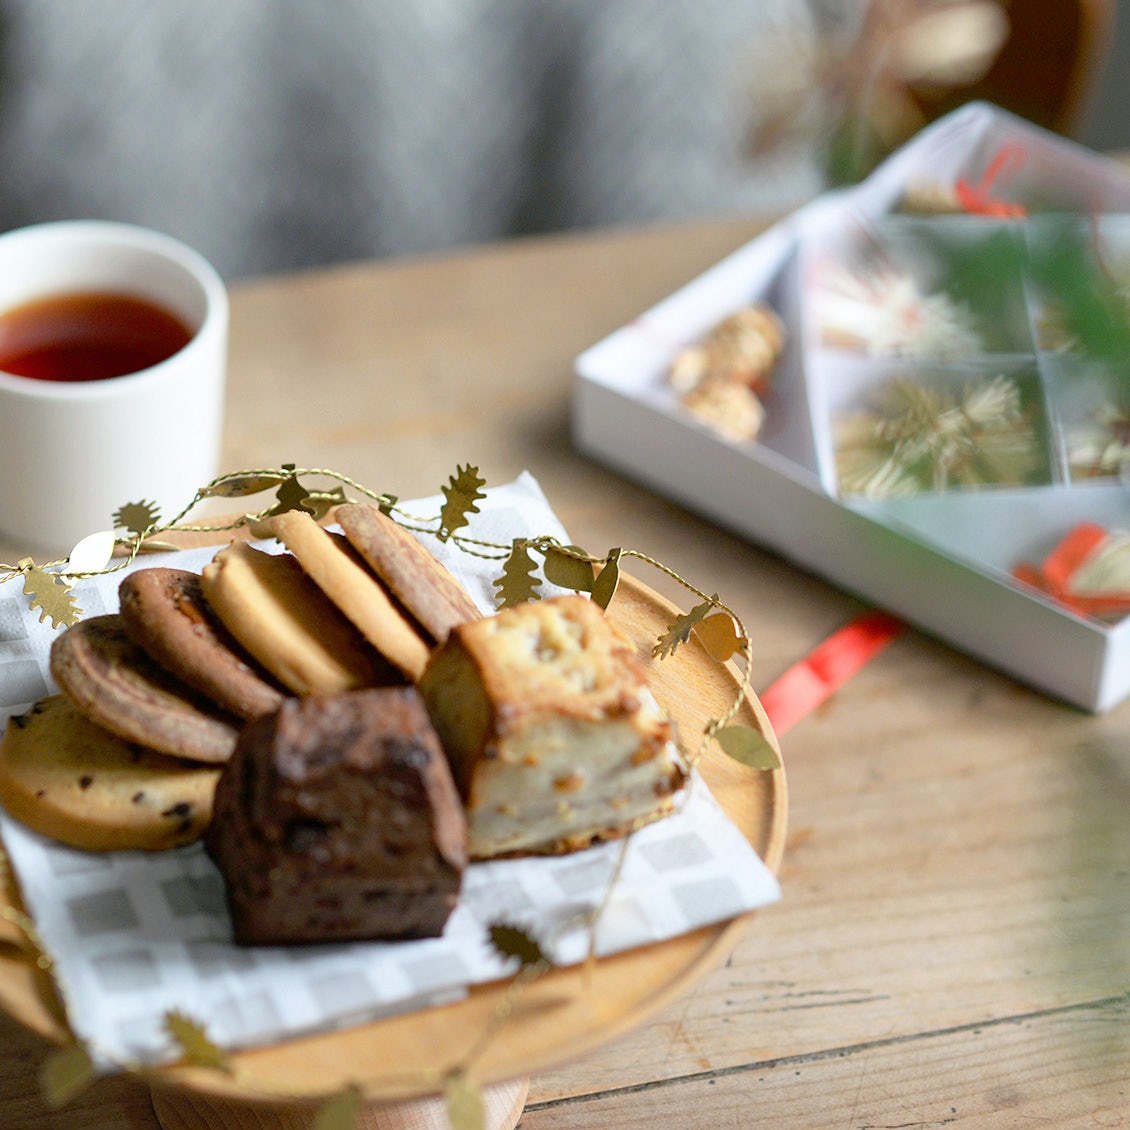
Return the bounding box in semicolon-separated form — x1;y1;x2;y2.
0;474;780;1067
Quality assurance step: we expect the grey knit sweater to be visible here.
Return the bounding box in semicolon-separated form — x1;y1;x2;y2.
0;1;834;279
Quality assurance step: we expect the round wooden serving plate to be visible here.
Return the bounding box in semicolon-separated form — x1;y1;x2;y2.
0;572;787;1129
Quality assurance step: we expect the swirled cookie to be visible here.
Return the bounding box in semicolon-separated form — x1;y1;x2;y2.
118;567;286;721
50;615;239;764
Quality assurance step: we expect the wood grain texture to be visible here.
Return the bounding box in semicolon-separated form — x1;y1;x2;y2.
519;996;1130;1129
2;213;1129;1126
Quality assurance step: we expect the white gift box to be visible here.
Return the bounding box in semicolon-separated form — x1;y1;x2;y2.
572;103;1130;713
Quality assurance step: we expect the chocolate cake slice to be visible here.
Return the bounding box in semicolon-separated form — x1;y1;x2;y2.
206;688;466;945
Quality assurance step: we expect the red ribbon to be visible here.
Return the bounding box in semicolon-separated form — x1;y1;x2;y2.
955;143;1028;219
1013;522;1130;618
759;610;906;737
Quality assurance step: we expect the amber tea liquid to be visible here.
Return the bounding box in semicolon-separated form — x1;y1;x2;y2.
0;291;193;382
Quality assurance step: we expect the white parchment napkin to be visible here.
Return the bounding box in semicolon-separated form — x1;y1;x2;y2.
0;473;780;1067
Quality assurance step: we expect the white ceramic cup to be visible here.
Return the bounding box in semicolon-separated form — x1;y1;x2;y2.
0;220;228;550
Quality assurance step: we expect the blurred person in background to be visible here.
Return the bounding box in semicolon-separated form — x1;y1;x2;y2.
0;0;851;280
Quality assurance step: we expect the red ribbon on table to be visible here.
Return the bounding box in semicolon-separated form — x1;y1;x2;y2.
759;609;907;737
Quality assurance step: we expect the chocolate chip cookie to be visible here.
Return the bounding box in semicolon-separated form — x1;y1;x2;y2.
0;695;220;852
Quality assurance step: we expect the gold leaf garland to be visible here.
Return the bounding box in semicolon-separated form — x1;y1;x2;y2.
493;538;541;608
438;464;488;541
18;559;83;629
38;1043;96;1109
542;543;597;592
444;1070;485;1130
112;499;162;538
0;464;779;1121
164;1011;232;1073
653;596;719;660
313;1085;364;1130
488;923;554;970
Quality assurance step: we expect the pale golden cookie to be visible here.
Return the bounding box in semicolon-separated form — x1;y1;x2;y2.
0;696;220;852
336;501;482;644
50;615;240;764
201;541;393;695
262;510;431;681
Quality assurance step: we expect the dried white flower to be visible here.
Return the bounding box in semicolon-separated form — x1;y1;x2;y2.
816;263;983;360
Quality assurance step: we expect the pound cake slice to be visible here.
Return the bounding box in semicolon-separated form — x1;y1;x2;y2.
206;688;466;945
418;594;686;858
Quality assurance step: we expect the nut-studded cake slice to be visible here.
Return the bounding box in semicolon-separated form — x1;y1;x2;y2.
418;594;686;858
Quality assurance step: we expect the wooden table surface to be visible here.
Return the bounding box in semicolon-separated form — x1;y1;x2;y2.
1;215;1128;1128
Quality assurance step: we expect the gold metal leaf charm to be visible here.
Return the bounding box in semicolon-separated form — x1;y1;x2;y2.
494;539;541;608
266;464;317;517
164;1010;231;1072
445;1070;485;1130
488;923;551;969
591;549;622;610
438;464;488;541
713;724;781;770
694;612;747;662
63;531;116;580
653;596;717;659
304;485;350;522
20;559;83;629
202;471;290;498
114;499;161;537
542;544;595;593
38;1043;95;1109
313;1084;363;1130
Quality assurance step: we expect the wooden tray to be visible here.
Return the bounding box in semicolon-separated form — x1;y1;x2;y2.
0;570;786;1124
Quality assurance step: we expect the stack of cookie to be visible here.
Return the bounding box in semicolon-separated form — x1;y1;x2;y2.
0;501;689;945
0;502;479;856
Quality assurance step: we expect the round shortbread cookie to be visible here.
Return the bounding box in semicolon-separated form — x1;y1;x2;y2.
336;502;482;644
201;541;394;695
0;696;220;852
263;510;431;680
50;615;239;764
119;567;286;720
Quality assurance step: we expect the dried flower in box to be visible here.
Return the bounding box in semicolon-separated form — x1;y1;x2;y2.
835;373;1046;498
1065;401;1130;482
814;261;983;361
